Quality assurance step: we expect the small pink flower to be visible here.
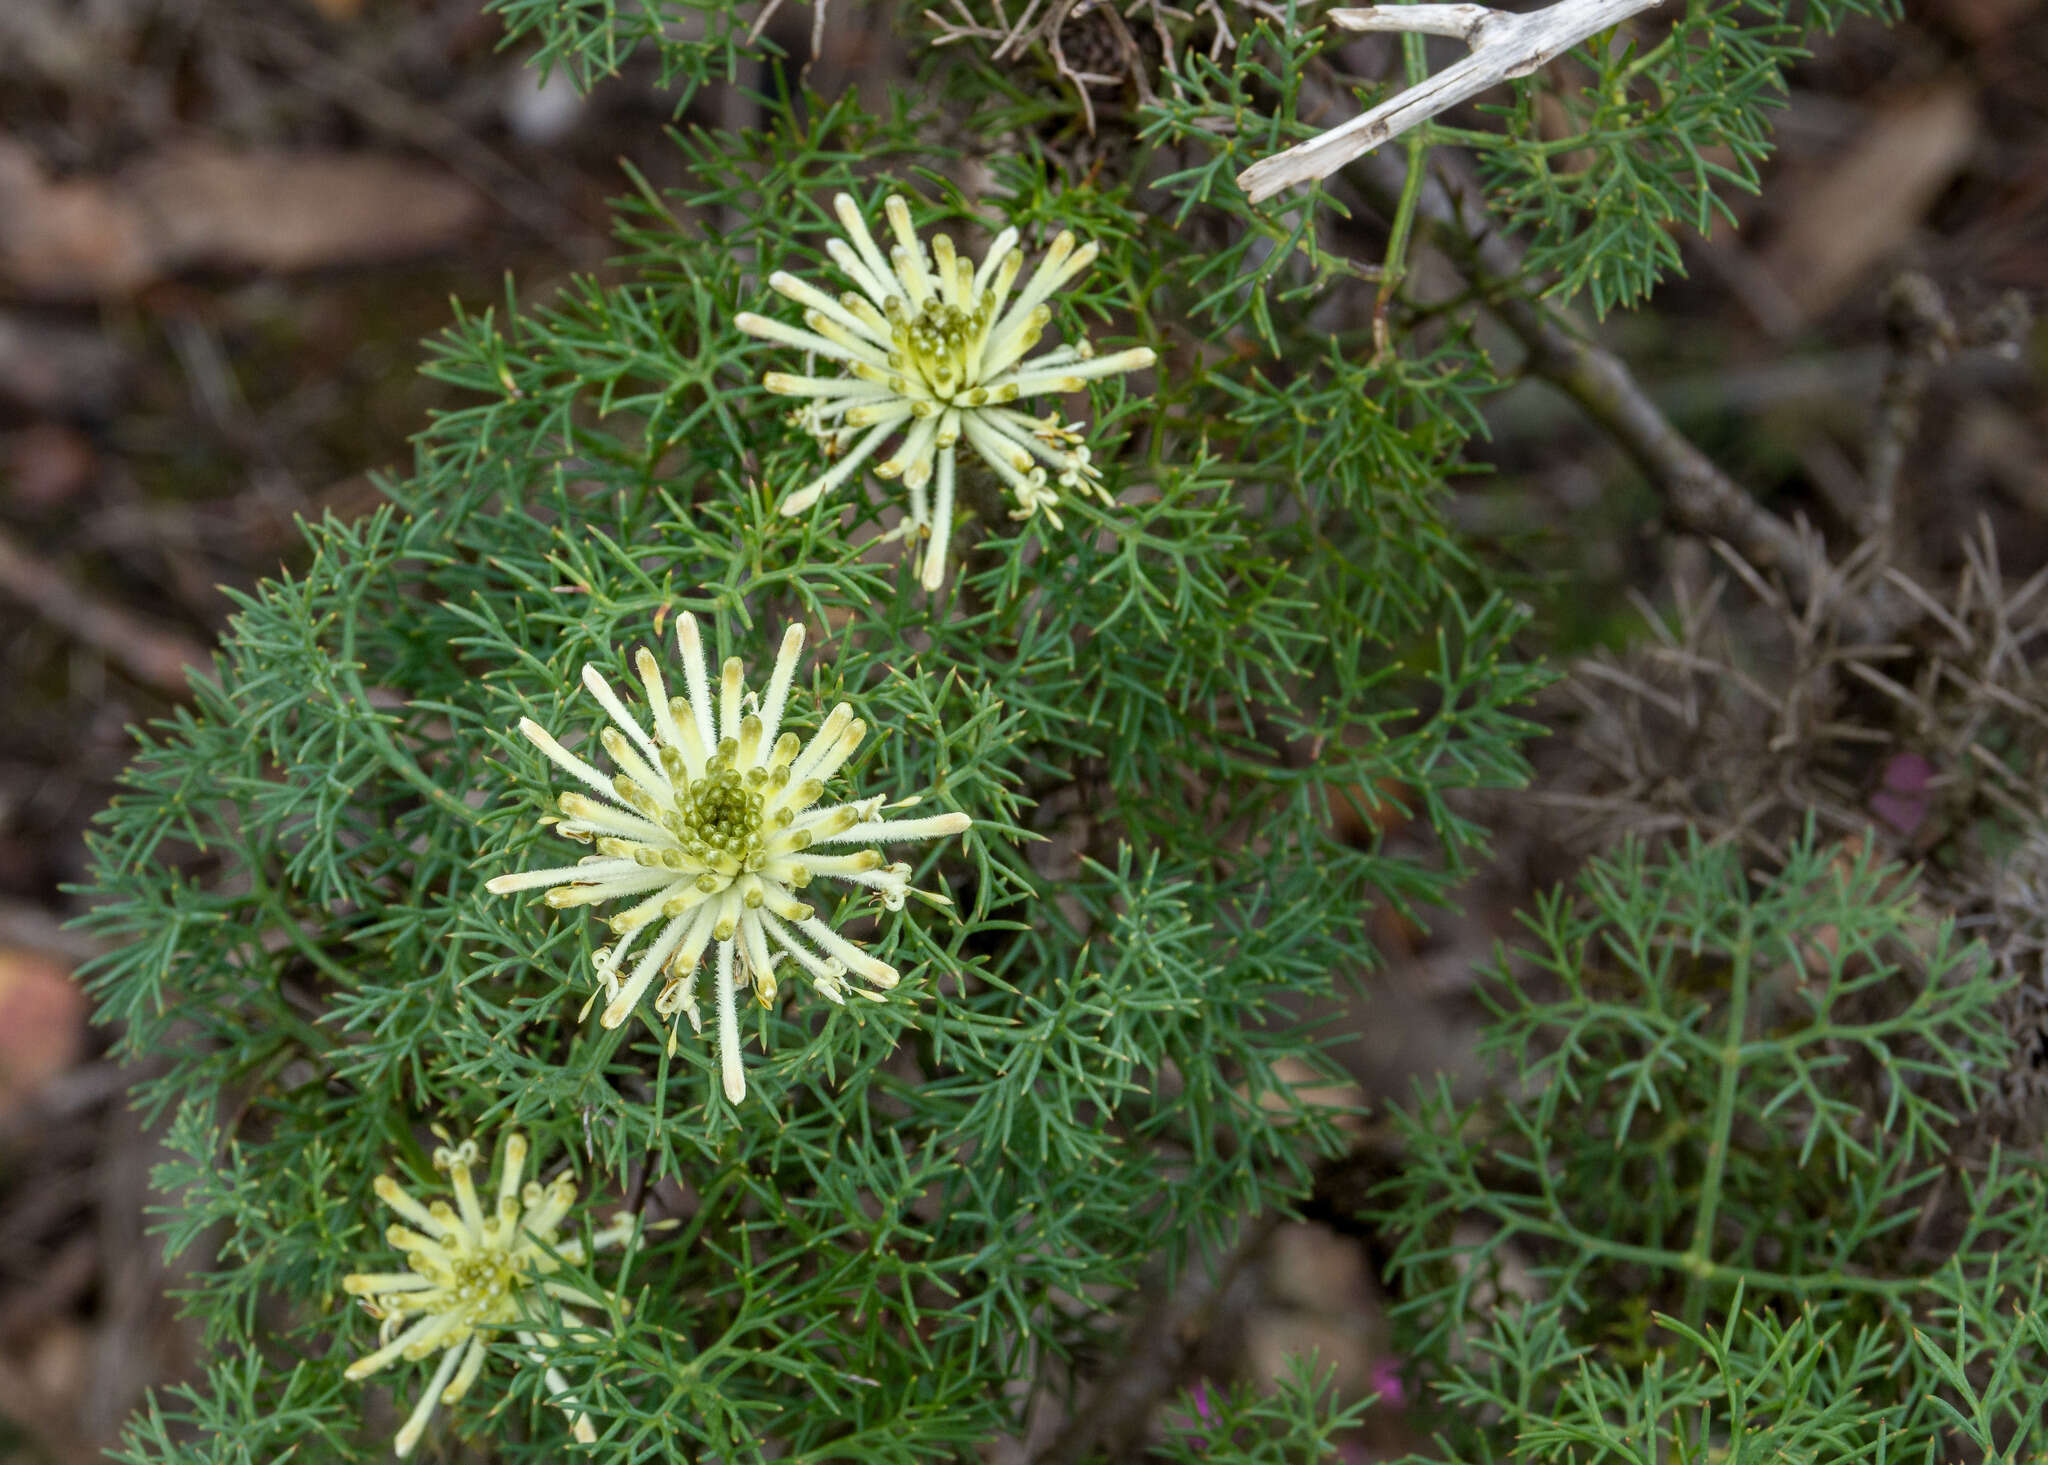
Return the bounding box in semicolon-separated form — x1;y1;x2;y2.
1870;751;1935;837
1183;1379;1215;1450
1369;1356;1407;1408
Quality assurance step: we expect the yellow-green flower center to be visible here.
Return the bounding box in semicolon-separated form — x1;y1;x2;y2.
663;764;768;874
890;298;981;399
446;1248;524;1328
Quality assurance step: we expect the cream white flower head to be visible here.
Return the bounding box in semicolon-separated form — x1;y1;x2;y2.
485;613;971;1104
735;192;1156;589
341;1132;632;1457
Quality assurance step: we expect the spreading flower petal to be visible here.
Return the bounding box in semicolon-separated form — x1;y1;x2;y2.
739;191;1156;587
341;1133;635;1458
491;616;972;1103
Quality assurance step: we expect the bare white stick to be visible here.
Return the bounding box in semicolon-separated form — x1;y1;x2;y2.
1329;4;1495;38
1235;0;1666;203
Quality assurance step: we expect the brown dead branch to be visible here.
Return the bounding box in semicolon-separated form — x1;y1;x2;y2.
1347;147;1910;638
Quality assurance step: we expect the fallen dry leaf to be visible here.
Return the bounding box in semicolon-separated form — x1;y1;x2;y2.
0;138;484;299
0;949;86;1114
0;140;155;296
129;145;484;275
1759;83;1978;322
4;422;98;512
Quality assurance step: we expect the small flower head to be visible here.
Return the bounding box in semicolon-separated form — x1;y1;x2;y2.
485;614;971;1104
341;1132;632;1457
736;192;1156;589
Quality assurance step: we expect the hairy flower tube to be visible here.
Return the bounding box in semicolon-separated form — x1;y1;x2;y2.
485;613;972;1104
341;1132;632;1457
735;192;1156;589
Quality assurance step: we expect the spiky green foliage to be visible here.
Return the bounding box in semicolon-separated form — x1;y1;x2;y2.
82;62;1539;1463
81;0;2031;1459
486;0;758;97
1469;0;1903;314
1156;1363;1376;1462
1377;831;2045;1461
1132;0;1899;316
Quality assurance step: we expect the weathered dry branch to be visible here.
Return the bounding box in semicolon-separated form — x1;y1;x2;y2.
1236;0;1666;201
1343;148;1901;634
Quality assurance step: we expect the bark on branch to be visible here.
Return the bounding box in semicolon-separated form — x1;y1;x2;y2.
1346;150;1898;633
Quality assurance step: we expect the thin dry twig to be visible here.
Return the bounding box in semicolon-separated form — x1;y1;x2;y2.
1194;0;1233;55
747;0;830;56
992;0;1061;57
1047;8;1110;133
1864;272;1956;554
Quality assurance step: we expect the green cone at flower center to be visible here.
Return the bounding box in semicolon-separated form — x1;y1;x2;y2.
662;755;772;875
488;615;971;1105
892;297;985;400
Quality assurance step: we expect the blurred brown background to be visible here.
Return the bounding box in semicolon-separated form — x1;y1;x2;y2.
0;0;2044;1459
0;3;714;1455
